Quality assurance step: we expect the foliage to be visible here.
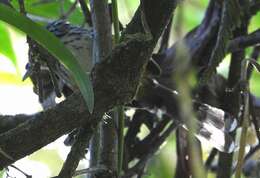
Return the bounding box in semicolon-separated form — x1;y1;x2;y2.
0;0;259;178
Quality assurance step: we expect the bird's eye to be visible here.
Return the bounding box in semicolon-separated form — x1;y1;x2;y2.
25;63;30;70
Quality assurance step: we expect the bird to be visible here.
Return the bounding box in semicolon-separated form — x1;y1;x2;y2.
23;20;94;110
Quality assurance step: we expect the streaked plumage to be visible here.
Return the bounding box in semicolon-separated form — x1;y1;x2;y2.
25;20;93;109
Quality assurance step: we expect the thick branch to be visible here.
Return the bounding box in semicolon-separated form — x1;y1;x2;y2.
0;115;31;134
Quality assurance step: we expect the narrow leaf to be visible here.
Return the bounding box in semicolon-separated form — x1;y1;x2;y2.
0;4;94;112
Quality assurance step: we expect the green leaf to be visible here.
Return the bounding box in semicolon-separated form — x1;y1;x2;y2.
0;4;94;113
0;21;17;68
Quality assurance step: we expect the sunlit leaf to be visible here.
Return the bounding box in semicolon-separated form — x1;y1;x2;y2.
249;12;260;32
0;21;17;69
250;71;260;96
0;4;94;112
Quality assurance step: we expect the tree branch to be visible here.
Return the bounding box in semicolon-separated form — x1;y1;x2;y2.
56;126;94;178
228;29;260;52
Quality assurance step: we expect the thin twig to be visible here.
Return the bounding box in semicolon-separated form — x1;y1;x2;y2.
129;115;172;160
73;165;108;177
158;16;172;54
78;0;92;26
205;148;218;170
9;165;32;178
59;0;65;17
247;45;260;79
59;0;78;20
18;0;26;15
235;59;250;178
228;29;260;52
123;122;177;178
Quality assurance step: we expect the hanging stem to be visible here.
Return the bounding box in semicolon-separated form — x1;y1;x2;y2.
235;59;250;178
117;105;124;175
112;0;120;42
111;0;124;175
